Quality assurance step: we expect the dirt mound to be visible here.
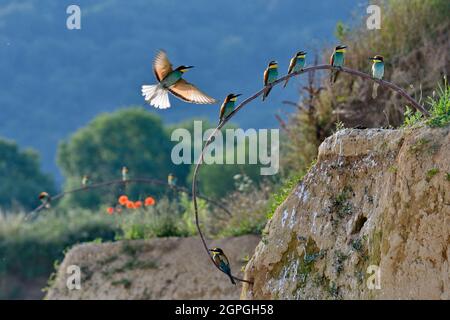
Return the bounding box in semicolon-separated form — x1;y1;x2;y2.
46;235;259;299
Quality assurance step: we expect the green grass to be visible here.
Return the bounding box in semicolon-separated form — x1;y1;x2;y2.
266;173;305;219
403;81;450;128
426;168;439;182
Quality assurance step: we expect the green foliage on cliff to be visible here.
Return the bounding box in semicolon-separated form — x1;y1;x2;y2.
403;81;450;128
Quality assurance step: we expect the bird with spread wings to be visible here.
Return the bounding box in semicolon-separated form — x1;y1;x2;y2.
141;50;216;109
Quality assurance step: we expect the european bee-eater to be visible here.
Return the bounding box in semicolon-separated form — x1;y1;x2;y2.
122;166;128;182
330;45;347;84
82;175;90;187
283;51;307;88
209;247;236;285
219;93;242;124
168;173;177;187
141;50;216;109
369;55;384;99
39;192;51;209
262;61;279;101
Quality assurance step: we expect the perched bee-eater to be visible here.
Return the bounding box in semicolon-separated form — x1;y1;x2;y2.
262;61;279;101
219;93;242;124
141;50;216;109
283;51;307;88
209;247;236;285
168;173;177;188
330;45;347;83
369;55;384;99
82;175;90;187
39;192;51;209
122;166;128;182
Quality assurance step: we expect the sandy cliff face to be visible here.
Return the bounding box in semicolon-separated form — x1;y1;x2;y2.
242;127;449;300
46;235;259;299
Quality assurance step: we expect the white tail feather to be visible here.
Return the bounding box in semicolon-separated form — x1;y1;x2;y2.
141;84;171;109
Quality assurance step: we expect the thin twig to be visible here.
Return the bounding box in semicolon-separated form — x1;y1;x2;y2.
29;177;231;217
191;64;429;285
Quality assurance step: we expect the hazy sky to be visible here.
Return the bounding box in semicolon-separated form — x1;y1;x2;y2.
0;0;365;182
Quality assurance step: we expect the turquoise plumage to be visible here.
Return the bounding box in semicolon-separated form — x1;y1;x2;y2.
284;51;307;88
209;247;236;285
219;94;241;124
330;45;347;83
370;55;385;99
262;61;279;101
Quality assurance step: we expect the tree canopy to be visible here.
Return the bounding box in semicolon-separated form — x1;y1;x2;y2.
57;107;189;209
0;138;55;211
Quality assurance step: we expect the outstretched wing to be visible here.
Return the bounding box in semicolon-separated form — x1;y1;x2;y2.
153;50;173;82
168;79;216;104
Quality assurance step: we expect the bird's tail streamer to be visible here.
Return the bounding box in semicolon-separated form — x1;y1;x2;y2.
372;83;379;99
283;78;290;88
262;87;272;101
228;274;236;285
330;70;339;84
141;84;170;109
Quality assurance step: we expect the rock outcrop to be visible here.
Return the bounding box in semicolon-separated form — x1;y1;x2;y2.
46;235;259;299
242;127;449;299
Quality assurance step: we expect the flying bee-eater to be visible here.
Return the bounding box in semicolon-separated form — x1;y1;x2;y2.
168;173;177;188
283;51;307;88
82;175;90;187
141;50;216;109
209;247;236;285
369;55;384;99
219;93;242;124
262;61;279;101
330;45;347;84
122;166;128;182
39;192;51;209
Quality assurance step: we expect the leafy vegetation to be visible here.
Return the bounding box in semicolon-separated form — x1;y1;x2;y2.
57;108;188;209
266;173;304;220
281;0;450;176
403;80;450;128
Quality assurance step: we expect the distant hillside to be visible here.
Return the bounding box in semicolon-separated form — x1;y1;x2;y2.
0;0;357;181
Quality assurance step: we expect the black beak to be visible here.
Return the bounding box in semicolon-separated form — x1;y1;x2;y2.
234;94;242;97
185;66;194;69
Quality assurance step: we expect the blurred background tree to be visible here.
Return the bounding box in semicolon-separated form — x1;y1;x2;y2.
0;138;55;211
57;107;190;209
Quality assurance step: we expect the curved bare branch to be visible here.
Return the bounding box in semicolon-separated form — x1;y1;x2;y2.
191;64;429;285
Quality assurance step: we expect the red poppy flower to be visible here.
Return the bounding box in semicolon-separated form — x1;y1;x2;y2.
134;201;142;208
118;195;128;205
144;197;155;206
126;201;135;209
107;207;114;215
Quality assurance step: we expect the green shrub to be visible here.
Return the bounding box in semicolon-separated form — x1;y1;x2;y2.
0;138;55;211
118;198;191;239
0;210;117;279
403;81;450;128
